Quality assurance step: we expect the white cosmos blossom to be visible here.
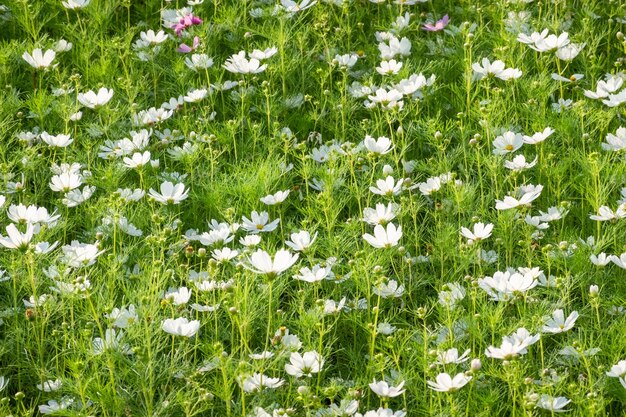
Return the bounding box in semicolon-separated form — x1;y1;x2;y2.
363;135;394;155
363;202;399;225
293;264;332;283
378;35;411;59
495;185;543;210
590;253;612;266
460;222;493;244
105;304;138;328
285;230;317;251
260;190;290;205
22;48;56;69
584;75;624;99
472;58;522;81
280;0;317;12
285;351;324;377
61;0;91;9
369;380;405;399
41;132;73;148
223;51;267;74
504;154;537;171
162;317;200;337
363;223;402;248
435;348;471;365
427;372;472;392
522;127;554;144
333;53;358;68
485;327;540;360
77;88;114;109
602;127;626;151
535;395;571;413
243;249;299;276
185;53;214;71
611;253;626;269
373;279;404;298
478;270;538;301
492;131;524;155
369;176;404;196
240;373;284;393
241;211;280;233
376;59;403;75
61;241;104;268
37;379;62;392
542;309;578;334
148;181;189;204
0;223;38;250
39;398;74;415
589;204;626;221
164;287;192;306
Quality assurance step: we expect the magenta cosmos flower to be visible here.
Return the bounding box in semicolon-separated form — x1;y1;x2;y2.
422;15;449;32
173;14;203;36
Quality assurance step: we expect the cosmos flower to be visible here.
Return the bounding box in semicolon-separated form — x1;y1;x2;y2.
243;249;299;277
285;351;324;377
422;15;450;32
363;223;402;248
22;48;56;69
542;309;579;334
369;380;405;399
162;317;200;337
148;181;189;204
427;372;472;392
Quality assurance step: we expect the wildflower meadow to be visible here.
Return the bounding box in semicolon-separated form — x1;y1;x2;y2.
2;0;626;415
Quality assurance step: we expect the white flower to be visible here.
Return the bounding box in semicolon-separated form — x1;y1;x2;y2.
364;135;394;155
41;132;73;148
377;322;397;335
49;171;83;193
164;287;192;306
427;372;472;392
249;47;278;60
92;329;131;355
493;131;524;155
378;36;411;59
223;51;267;74
460;222;493;244
39;398;74;414
162;317;200;337
148;181;189;204
363;223;402;249
77;88;114;109
485;328;540;360
243;249;299;276
140;29;168;45
607;360;626;378
240;373;284;393
105;305;138;328
611;253;626;269
435;348;471;365
376;60;403;75
495;185;543;210
369;380;405;399
602;127;626;151
185;53;214;71
363;203;399;225
285;351;324;377
260;190;290;205
478;270;538;301
555;43;584;61
333;53;358;68
472;58;522;81
504;154;537;171
123;151;151;169
589;204;626;221
22;48;56;69
61;0;91;9
241;211;280;233
280;0;317;12
535;395;571;413
37;379;62;392
523;127;554;145
369;176;404;196
373;280;404;298
0;223;38;250
61;241;104;267
590;253;611;266
285;230;317;252
542;309;578;334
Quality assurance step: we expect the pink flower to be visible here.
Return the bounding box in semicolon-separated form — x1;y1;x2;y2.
177;36;200;53
173;14;203;36
422;15;449;32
